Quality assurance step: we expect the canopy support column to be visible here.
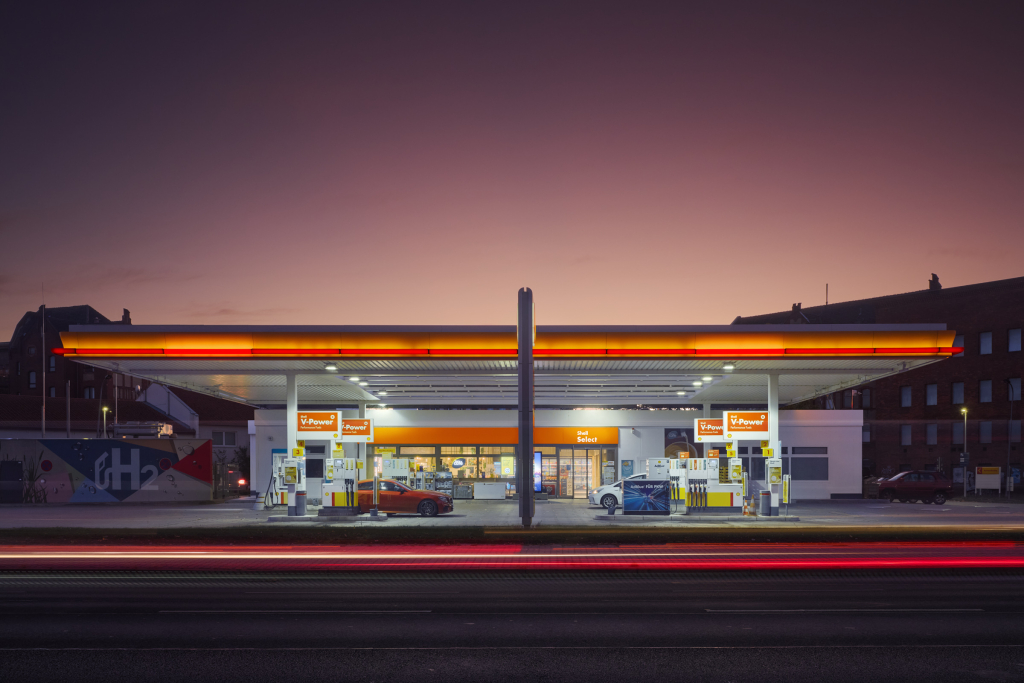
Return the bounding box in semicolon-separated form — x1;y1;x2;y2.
285;373;298;451
767;373;780;446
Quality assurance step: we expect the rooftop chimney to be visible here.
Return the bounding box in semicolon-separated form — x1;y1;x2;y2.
122;308;132;324
929;274;941;291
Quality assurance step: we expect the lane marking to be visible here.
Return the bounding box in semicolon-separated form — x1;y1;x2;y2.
0;644;1021;651
705;608;984;613
159;610;431;614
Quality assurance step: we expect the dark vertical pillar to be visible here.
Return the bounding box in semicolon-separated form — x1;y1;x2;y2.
518;287;534;528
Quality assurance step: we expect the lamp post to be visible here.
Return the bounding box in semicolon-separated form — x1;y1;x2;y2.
1007;379;1017;500
961;407;968;499
102;406;109;439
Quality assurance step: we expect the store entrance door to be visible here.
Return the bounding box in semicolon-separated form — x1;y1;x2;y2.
573;451;592;499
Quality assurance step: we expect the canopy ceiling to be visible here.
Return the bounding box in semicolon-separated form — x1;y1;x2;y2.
58;324;957;408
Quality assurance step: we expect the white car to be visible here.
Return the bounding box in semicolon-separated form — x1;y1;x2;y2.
588;473;648;509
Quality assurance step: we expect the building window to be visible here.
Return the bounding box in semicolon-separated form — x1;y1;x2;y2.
48;387;56;398
791;446;828;454
952;422;964;445
28;371;36;389
862;388;871;408
842;390;852;409
926;423;938;445
1010;378;1022;402
862;425;871;443
212;432;236;447
900;386;912;407
980;421;993;444
83;387;96;399
1012;420;1022;444
979;380;992;403
27;346;36;357
953;334;964;357
952;382;964;405
980;332;992;355
926;384;937;406
900;424;912;446
790;457;829;481
49;356;56;372
1010;329;1022;353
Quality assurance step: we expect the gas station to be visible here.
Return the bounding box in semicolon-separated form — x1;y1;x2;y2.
54;291;961;525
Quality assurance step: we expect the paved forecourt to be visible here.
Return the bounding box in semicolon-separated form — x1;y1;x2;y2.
3;497;1024;529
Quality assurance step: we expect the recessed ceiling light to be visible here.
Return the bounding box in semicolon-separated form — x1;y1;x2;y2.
723;363;735;371
349;376;360;382
676;391;686;395
378;390;387;395
692;380;703;387
324;363;338;371
359;381;368;386
702;376;713;382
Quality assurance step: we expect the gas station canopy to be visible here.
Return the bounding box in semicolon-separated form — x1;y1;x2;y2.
56;324;959;407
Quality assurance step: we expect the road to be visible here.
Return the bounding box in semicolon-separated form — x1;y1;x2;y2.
3;564;1024;681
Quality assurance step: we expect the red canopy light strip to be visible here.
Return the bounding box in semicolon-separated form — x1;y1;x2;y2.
51;348;962;358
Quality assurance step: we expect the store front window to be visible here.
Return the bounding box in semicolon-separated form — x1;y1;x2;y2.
367;443;615;499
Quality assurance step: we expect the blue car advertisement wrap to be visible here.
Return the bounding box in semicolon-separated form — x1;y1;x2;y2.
623;479;671;515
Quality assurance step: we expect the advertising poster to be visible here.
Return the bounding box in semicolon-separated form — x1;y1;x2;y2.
665;427;699;459
622;460;634;478
533;451;542;492
623;479;671;515
767;457;783;484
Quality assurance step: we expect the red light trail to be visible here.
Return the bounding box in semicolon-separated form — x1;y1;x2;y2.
0;542;1021;572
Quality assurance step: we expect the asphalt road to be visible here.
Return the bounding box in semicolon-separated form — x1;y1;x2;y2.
3;570;1024;682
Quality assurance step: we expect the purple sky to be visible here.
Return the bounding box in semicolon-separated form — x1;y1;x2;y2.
2;1;1022;336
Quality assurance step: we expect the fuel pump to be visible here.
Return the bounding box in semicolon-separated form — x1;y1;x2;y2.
287;447;307;516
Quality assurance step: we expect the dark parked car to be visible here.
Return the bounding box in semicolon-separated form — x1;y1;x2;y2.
878;470;954;504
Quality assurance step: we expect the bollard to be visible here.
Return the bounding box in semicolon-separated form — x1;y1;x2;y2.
295;490;307;516
759;490;771;516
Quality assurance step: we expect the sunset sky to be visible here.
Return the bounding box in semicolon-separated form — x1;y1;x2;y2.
2;1;1022;336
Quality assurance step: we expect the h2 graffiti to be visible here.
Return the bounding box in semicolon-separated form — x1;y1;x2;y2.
94;448;160;490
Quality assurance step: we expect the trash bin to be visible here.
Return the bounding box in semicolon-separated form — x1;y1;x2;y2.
295;490;307;516
759;490;772;516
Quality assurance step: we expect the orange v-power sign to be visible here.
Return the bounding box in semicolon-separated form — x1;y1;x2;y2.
723;411;770;440
340;419;374;443
297;412;339;434
694;418;724;442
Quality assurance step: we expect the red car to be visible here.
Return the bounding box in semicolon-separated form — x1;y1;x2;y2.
356;479;454;517
878;470;954;505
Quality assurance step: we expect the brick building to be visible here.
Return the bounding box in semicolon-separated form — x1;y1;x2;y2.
735;275;1023;478
3;305;147;402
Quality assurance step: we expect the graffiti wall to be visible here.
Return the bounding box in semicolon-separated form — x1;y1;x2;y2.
0;439;212;503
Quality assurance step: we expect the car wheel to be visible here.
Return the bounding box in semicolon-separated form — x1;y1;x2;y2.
899;498;910;503
601;494;617;510
932;491;947;505
418;499;438;517
884;491;896;502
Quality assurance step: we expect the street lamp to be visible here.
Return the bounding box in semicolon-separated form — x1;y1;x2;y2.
961;407;968;499
102;406;109;439
1007;379;1017;500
